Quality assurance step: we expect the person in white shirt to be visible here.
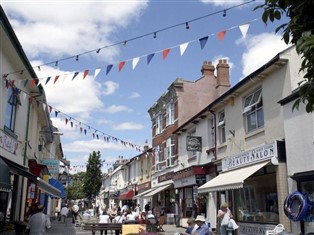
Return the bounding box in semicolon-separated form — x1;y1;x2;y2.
99;211;110;235
27;204;51;235
114;212;124;235
60;205;69;223
124;209;136;224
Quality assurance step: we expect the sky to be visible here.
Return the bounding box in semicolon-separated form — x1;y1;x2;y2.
1;0;290;173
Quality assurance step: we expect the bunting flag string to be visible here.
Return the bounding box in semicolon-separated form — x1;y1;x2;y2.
2;0;256;77
2;18;259;84
3;79;144;153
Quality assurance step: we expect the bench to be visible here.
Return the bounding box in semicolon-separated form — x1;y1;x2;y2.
83;223;123;235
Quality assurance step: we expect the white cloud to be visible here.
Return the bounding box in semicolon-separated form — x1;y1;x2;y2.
240;33;290;78
63;139;128;153
35;63;104;116
200;0;248;7
104;105;133;113
113;122;145;130
102;81;119;95
2;1;148;61
128;92;141;99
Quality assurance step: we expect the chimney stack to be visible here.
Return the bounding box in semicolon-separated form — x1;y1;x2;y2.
216;59;230;96
201;61;215;76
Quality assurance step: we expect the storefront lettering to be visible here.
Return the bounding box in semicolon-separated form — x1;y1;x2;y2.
222;142;277;171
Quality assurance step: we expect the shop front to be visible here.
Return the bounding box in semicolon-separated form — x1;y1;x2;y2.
173;165;214;227
198;141;287;235
134;181;152;209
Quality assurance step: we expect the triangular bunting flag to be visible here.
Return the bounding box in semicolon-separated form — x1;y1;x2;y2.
118;61;126;72
147;53;155;64
45;77;51;85
83;70;89;79
54;75;60;84
94;68;101;79
55;111;59;117
70;122;73;128
239;23;250;38
106;64;113;75
199;37;208;50
217;30;227;42
132;57;140;70
30;79;37;87
23;80;29;87
49;105;52;113
65;118;69;125
179;42;189;56
72;72;79;80
84;129;87;135
162;48;171;60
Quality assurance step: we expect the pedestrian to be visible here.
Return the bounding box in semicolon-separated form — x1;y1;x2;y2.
114;212;124;235
217;203;238;235
186;217;198;234
27;204;51;235
99;211;110;235
193;215;211;235
60;204;69;223
71;204;79;224
144;201;151;215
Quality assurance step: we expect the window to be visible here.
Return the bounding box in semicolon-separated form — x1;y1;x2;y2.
208;118;215;148
155;145;162;171
165;137;175;167
5;87;20;131
236;171;279;224
243;89;264;132
188;129;197;159
156;114;162;135
166;103;175;126
218;111;226;144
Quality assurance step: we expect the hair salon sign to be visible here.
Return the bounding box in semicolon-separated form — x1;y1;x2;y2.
222;142;278;171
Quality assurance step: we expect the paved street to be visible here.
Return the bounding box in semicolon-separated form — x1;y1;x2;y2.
46;217;187;235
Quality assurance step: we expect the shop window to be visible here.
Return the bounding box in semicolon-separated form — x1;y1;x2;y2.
300;180;314;234
236;172;279;224
243;89;264;133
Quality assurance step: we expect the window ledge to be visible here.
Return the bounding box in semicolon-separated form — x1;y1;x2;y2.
218;143;227;149
188;156;197;162
206;147;215;155
245;127;265;139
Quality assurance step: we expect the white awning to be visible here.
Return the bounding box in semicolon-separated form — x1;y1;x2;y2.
133;188;155;199
37;177;61;198
143;184;173;198
198;161;270;193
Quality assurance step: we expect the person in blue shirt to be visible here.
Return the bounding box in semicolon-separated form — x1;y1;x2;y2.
193;215;211;235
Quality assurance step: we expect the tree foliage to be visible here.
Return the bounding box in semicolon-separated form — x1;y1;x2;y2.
83;150;103;201
66;172;85;200
255;0;314;112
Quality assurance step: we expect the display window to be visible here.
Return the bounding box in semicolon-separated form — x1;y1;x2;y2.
300;180;314;234
236;171;279;224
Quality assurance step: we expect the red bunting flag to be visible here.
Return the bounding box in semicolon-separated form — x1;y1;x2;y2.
118;61;126;72
217;30;227;42
162;48;171;60
83;70;89;79
49;105;52;113
54;75;60;84
30;79;37;87
65;118;69;125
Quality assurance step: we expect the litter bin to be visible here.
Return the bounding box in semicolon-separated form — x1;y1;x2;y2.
174;214;180;227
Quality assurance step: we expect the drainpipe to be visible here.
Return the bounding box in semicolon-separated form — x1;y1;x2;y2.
19;98;31;220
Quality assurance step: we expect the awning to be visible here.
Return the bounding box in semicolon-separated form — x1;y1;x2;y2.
49;178;66;198
2;158;37;182
198;161;270;193
143;183;173;198
133;188;155;199
118;190;135;200
37;177;61;198
0;158;11;192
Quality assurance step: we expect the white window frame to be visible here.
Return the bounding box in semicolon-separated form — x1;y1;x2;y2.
156;113;162;135
165;137;175;167
243;89;264;133
155;145;162;171
218;111;226;144
5;86;19;131
166;102;175;126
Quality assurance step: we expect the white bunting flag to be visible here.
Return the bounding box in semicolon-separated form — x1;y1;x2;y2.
94;68;101;79
132;57;140;70
239;23;250;38
179;42;189;56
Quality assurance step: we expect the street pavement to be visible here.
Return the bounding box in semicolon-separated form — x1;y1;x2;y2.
46;217;188;235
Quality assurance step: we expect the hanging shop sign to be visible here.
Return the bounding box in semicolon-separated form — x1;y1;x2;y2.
41;159;60;174
186;136;202;152
0;129;19;155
